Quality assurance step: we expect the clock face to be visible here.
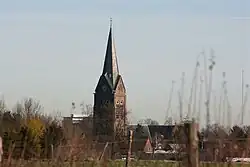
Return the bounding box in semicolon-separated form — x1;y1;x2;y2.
102;85;107;92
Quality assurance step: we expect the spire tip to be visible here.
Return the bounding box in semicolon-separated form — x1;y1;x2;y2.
110;17;112;28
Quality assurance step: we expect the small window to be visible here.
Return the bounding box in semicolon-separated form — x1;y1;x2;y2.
115;111;120;119
118;85;122;91
120;100;123;104
117;100;120;104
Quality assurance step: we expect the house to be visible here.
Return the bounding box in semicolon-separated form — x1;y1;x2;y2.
126;124;186;153
147;124;187;150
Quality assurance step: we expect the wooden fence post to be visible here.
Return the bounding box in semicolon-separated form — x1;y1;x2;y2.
185;120;199;167
51;144;54;160
125;130;133;167
99;142;109;161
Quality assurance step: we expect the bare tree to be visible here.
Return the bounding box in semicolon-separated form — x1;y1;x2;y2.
22;97;43;118
0;99;6;114
80;102;93;116
138;118;159;125
0;98;6;136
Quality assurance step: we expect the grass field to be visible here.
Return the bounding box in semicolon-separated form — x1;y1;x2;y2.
3;160;250;167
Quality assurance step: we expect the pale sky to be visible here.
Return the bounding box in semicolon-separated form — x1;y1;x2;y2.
0;1;250;126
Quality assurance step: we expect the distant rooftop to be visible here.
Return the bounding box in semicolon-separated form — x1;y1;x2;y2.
70;113;89;118
63;113;92;124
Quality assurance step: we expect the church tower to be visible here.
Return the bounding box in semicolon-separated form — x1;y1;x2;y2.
93;20;127;142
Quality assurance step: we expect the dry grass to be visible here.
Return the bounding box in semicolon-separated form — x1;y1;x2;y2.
1;160;250;167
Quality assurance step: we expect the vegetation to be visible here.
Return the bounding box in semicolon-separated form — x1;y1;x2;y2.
0;97;65;160
1;97;250;166
138;118;159;125
1;160;250;167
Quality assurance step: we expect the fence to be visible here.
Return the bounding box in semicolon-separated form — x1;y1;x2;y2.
0;121;200;167
5;121;250;166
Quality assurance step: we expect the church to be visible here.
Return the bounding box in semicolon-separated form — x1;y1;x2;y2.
92;20;127;142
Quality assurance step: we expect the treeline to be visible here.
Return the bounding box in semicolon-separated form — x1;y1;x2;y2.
0;97;65;159
199;124;250;160
201;124;250;139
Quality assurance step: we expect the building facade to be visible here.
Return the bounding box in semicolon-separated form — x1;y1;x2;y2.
62;114;93;140
93;21;127;142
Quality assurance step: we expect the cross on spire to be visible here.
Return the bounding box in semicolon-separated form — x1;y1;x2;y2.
110;17;112;28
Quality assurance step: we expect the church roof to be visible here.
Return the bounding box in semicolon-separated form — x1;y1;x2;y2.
102;19;119;88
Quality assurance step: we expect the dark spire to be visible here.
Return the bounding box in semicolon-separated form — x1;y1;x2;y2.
102;18;119;88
